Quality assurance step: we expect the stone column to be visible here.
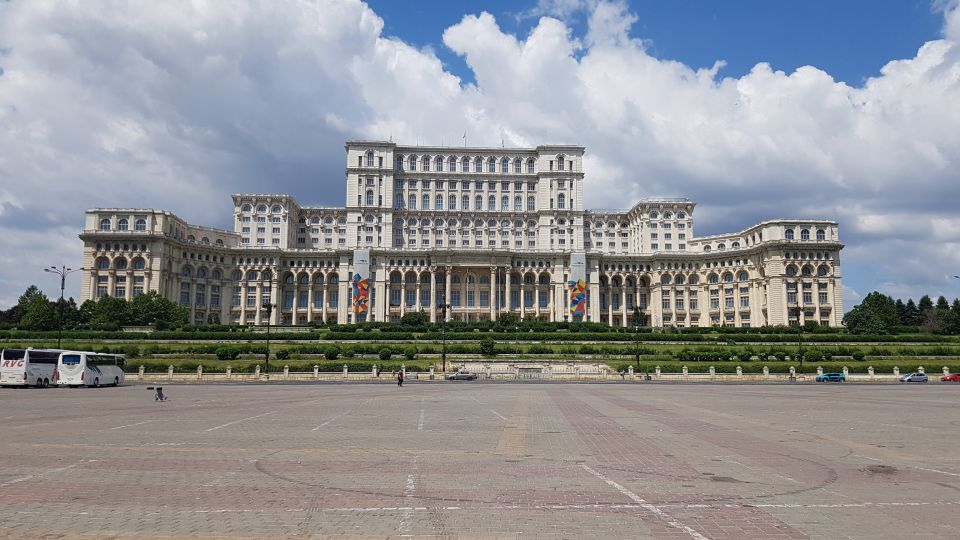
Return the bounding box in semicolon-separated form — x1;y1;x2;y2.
504;270;512;316
445;267;452;321
414;274;421;312
607;283;613;326
337;271;348;324
271;279;281;325
621;286;628;328
254;283;263;325
489;267;497;321
321;283;328;323
307;285;314;322
400;281;406;316
520;280;526;319
429;268;437;323
534;284;541;319
291;283;299;323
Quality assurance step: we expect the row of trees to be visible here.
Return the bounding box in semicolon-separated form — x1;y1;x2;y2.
0;286;189;331
844;292;960;334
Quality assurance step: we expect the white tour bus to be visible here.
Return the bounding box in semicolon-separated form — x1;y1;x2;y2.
0;348;65;387
56;351;126;388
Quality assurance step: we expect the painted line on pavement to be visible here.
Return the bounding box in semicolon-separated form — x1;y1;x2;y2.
417;409;425;431
490;409;509;422
1;460;87;488
204;411;277;432
580;464;709;540
311;410;352;432
915;466;960;477
110;419;163;430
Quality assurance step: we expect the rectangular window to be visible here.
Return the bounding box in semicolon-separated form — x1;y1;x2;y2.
803;291;813;304
479;291;489;307
740;296;749;308
819;292;828;304
329;291;338;308
710;298;719;309
451;290;461;307
133;286;144;297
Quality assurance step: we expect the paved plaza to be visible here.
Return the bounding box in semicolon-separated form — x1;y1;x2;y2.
1;382;959;539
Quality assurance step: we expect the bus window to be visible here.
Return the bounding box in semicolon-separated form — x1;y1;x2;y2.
61;354;82;365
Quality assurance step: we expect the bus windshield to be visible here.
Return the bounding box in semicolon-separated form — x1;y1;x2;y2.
61;354;82;365
2;349;26;360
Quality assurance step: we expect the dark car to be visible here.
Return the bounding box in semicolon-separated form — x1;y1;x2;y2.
942;373;960;382
446;370;478;381
816;372;845;382
899;372;928;383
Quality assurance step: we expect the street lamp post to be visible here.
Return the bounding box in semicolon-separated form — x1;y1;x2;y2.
632;307;642;371
792;305;803;374
263;302;274;379
438;302;450;373
44;265;83;349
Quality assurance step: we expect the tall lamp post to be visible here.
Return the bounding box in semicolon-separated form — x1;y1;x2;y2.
263;302;274;379
44;265;83;348
438;302;450;373
632;307;642;371
792;305;804;374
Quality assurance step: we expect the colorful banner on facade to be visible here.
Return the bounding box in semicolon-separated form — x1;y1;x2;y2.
352;249;370;316
569;252;587;317
568;278;587;315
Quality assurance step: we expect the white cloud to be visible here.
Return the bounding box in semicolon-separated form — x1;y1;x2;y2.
1;0;959;309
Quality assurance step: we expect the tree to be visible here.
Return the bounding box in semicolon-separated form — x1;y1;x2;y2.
842;291;897;334
895;299;908;326
17;287;57;330
631;307;646;327
918;295;934;314
905;299;921;326
128;291;188;327
936;296;951;310
83;295;130;330
400;310;429;329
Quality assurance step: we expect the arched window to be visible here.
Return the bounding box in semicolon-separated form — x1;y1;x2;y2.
723;273;734;283
436;194;443;210
526;159;535;173
315;274;325;284
801;229;810;240
132;258;145;270
474;157;483;172
816;229;826;241
718;243;726;251
500;158;509;173
271;205;282;213
514;158;522;173
785;265;797;277
501;196;509;210
246;270;258;280
514;196;522;211
527;196;535;211
649;211;658;219
732;241;740;248
435;156;443;171
422;194;430;209
487;158;496;173
558;193;566;209
241;204;252;212
285;275;294;284
261;270;272;281
708;274;718;284
117;218;128;231
187;235;196;243
197;267;207;278
115;258;128;270
678;211;686;219
704;245;712;252
409;155;418;171
216;239;224;246
785;228;795;240
476;195;483;210
408;195;416;209
801;265;813;277
182;266;193;277
257;205;267;213
97;258;109;269
365;151;374;167
688;275;699;285
449;157;457;172
674;275;685;285
421;155;430;172
452;275;461;284
738;272;749;282
232;270;242;281
817;265;829;277
135;218;146;231
462;195;470;210
212;269;221;279
395;155;404;170
487;195;496;210
395;194;404;208
99;218;111;231
557;155;565;170
449;195;457;209
365;190;374;205
329;274;339;285
462;157;469;171
299;274;309;284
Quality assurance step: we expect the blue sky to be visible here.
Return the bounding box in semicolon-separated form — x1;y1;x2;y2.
1;0;959;310
370;0;943;87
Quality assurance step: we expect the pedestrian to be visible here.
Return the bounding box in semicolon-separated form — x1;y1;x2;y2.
397;370;404;387
155;386;166;401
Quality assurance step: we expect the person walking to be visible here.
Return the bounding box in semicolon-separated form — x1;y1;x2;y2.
397;370;404;387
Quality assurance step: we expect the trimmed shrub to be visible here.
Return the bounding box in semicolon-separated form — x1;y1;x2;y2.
323;345;341;360
378;347;393;361
275;349;290;360
480;337;496;357
404;346;417;360
215;347;240;361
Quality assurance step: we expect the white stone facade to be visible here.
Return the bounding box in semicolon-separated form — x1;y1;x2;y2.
79;140;844;327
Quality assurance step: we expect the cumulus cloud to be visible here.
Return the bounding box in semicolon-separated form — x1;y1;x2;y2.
0;0;959;308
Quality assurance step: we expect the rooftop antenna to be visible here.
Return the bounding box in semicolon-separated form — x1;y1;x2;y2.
462;130;466;148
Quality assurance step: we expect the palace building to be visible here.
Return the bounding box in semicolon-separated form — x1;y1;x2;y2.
79;140;844;327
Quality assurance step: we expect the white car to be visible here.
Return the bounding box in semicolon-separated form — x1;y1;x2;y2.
446;370;478;381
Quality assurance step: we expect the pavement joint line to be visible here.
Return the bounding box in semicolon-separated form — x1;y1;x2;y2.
109;419;164;430
579;463;710;540
1;460;86;488
203;410;277;432
914;466;960;477
310;410;352;432
489;409;508;422
398;456;420;536
417;408;425;431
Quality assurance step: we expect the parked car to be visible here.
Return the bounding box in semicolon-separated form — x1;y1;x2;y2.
816;372;846;382
941;373;960;382
899;372;928;383
446;370;478;381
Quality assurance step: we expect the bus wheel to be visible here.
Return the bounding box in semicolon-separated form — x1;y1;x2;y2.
113;377;119;387
37;378;43;388
43;378;49;388
93;378;99;388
